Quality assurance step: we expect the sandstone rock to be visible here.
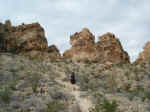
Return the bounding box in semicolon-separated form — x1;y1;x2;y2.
63;29;130;64
21;45;61;60
95;32;130;64
0;21;48;52
0;20;60;60
47;45;60;54
63;28;96;62
70;28;95;47
136;41;150;62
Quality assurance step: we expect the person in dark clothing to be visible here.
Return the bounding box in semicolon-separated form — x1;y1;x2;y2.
70;72;76;85
70;72;77;91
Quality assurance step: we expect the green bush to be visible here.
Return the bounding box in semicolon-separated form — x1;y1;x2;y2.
0;87;12;104
141;91;150;101
7;79;18;91
84;58;91;64
9;68;19;73
127;87;150;101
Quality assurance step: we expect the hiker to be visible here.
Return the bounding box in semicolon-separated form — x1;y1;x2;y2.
70;72;76;90
0;37;5;52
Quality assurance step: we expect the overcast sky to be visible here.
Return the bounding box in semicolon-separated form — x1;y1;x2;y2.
0;0;150;62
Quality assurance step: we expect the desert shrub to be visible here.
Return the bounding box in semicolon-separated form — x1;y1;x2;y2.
127;86;150;101
27;72;41;93
106;72;117;93
0;86;12;104
78;74;90;91
19;65;24;71
7;79;17;90
84;58;91;64
89;93;118;112
142;91;150;101
86;79;102;91
45;101;66;112
9;68;18;73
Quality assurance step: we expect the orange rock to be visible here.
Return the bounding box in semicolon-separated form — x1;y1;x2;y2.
63;28;96;62
63;29;130;64
0;20;60;60
96;32;130;64
136;41;150;62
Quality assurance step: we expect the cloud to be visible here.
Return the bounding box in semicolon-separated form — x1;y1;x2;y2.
0;0;150;62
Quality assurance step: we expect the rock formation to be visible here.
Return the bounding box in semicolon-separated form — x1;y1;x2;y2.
63;28;130;64
95;32;130;64
136;41;150;62
63;28;97;62
0;20;60;60
0;20;130;63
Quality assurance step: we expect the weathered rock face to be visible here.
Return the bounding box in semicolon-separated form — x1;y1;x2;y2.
20;45;60;60
63;28;97;62
0;22;48;52
0;20;60;60
95;32;130;64
136;42;150;62
63;29;130;64
70;28;95;47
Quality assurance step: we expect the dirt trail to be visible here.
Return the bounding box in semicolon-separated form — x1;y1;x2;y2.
71;90;92;112
55;72;93;112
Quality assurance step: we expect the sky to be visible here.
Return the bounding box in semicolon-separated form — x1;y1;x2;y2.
0;0;150;62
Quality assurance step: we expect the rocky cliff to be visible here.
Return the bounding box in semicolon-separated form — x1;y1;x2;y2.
0;21;130;63
96;32;130;64
63;28;96;62
136;41;150;62
63;28;130;64
0;20;60;60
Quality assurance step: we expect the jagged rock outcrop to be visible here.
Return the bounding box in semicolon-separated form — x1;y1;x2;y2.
63;28;97;62
0;20;60;60
0;20;130;63
63;29;130;64
20;45;61;60
136;42;150;62
95;32;130;64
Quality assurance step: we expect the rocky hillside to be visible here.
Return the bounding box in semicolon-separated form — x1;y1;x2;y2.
0;20;150;112
1;53;150;112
